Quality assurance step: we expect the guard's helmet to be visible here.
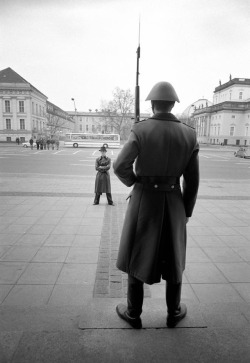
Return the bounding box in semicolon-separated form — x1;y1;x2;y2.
145;81;180;103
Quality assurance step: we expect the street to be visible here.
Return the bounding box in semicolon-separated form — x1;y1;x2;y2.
0;144;249;181
0;143;250;362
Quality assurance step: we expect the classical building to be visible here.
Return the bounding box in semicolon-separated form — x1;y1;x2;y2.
179;98;213;127
0;67;74;143
67;110;150;140
192;77;250;146
46;101;75;139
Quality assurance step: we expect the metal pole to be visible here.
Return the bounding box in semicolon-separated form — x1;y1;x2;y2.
71;98;77;131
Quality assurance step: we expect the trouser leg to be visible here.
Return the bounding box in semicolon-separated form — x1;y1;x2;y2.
127;275;144;318
93;193;100;204
106;193;113;204
166;282;182;314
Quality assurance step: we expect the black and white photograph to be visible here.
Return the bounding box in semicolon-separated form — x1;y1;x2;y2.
0;0;250;361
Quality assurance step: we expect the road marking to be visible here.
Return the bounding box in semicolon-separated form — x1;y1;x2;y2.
92;150;98;155
53;150;63;154
200;155;210;158
0;153;30;157
210;154;230;160
70;164;93;166
73;151;81;154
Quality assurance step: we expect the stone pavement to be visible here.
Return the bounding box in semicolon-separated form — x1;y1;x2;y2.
0;169;250;361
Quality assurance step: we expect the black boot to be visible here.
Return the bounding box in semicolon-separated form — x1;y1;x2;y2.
93;193;100;205
106;193;114;205
116;275;143;329
166;282;187;328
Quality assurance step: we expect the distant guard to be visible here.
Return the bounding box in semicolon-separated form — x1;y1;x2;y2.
93;146;114;206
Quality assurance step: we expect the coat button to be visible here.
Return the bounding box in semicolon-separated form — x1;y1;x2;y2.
154;184;158;188
171;185;175;189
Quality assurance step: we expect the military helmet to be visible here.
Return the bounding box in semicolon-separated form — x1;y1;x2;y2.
145;81;180;103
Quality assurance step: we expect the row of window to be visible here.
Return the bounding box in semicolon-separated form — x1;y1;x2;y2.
5;119;25;130
4;100;46;117
79;124;115;132
212;115;240;120
32;120;46;131
210;126;249;137
32;102;45;117
4;100;25;113
215;91;243;103
4;118;67;131
6;136;26;143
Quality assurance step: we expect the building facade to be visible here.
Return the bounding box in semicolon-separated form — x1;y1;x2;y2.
0;67;74;143
67;110;150;140
192;78;250;146
46;101;75;140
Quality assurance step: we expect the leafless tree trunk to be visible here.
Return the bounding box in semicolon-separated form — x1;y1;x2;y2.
100;87;134;138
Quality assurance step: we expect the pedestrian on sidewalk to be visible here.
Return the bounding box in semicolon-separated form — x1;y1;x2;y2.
113;81;199;329
93;145;114;206
29;137;34;150
51;139;55;150
43;138;47;150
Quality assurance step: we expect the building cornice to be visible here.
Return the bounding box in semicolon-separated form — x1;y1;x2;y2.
194;100;250;116
214;78;250;93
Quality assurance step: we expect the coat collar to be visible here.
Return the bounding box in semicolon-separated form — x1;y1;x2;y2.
149;113;180;123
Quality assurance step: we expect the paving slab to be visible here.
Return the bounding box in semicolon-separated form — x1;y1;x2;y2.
56;263;96;285
0;171;250;361
32;246;70;262
2;285;54;306
17;262;62;284
78;298;207;329
0;306;81;332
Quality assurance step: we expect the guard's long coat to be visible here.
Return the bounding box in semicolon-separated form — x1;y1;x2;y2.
95;156;111;194
113;113;199;285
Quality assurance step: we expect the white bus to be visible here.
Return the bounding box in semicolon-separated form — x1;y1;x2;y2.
64;133;120;148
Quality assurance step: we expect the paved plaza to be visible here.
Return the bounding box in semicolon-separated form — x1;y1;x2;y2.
0;146;250;361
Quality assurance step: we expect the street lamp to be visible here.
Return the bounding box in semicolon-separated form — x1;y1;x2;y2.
71;98;77;131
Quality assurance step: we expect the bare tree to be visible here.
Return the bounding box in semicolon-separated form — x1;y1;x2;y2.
100;87;134;138
45;112;71;139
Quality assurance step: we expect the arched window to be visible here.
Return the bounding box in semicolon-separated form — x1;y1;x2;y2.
239;92;243;100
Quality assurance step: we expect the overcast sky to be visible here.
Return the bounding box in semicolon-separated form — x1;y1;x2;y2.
0;0;249;114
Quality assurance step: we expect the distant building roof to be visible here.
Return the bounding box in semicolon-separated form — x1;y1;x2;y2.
214;78;250;93
0;67;28;84
0;67;47;98
181;99;213;119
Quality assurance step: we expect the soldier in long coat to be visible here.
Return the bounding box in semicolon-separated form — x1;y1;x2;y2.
93;146;114;205
113;82;199;328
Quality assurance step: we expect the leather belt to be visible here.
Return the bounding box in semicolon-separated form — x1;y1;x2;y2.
137;176;180;184
136;176;180;192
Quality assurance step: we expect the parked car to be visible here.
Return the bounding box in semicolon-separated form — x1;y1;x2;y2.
22;142;31;148
234;147;250;159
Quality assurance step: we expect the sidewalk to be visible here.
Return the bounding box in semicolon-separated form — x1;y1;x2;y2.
0;174;250;362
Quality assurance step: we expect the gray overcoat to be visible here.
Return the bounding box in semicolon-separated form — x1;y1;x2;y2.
95;156;111;194
113;113;199;285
